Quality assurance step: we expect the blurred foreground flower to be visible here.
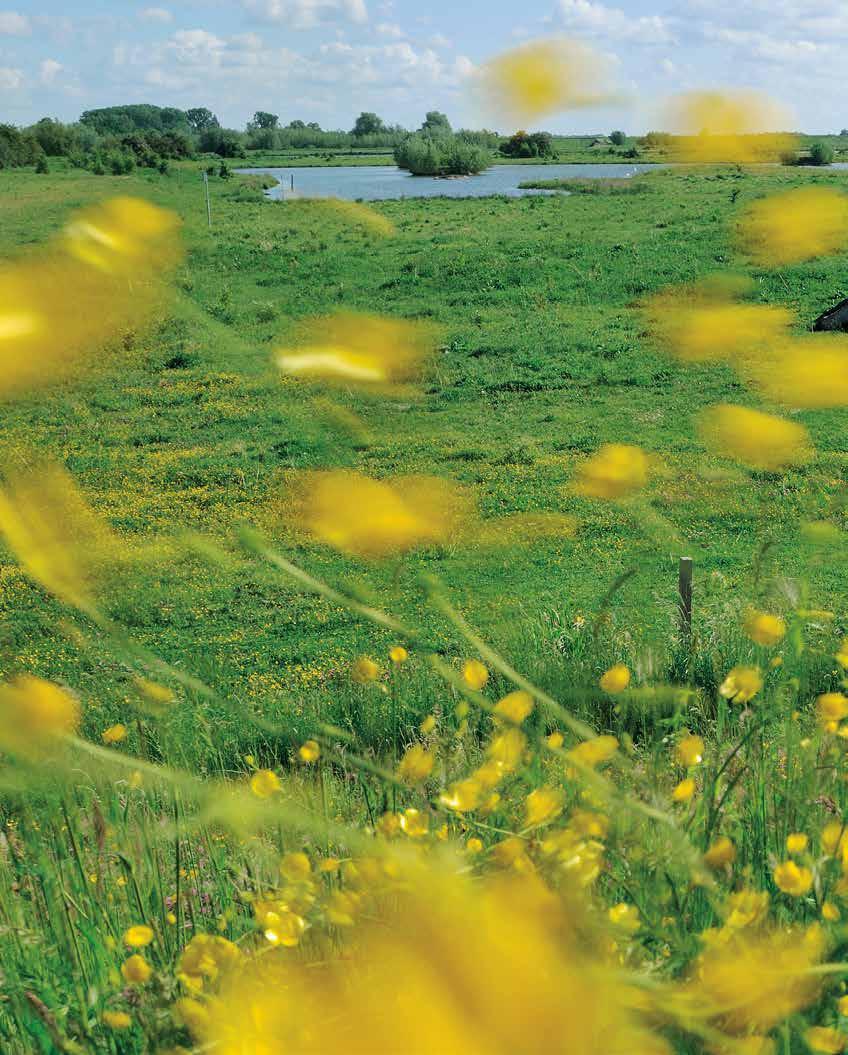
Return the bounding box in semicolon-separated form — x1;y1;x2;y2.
699;405;813;472
575;444;648;499
742;334;848;409
178;863;670;1054
744;610;786;647
0;461;119;609
0;196;180;398
288;470;473;558
663;91;795;164
478;38;616;125
737;187;848;267
719;666;763;704
275;312;435;391
644;277;793;363
302;198;397;238
0;675;79;759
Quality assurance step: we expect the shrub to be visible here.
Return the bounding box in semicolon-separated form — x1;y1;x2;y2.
35;155;49;174
610;130;627;146
808;141;834;166
394;134;490;176
499;131;556;159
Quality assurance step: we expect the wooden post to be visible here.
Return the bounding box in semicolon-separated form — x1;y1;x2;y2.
291;173;294;192
203;171;212;229
678;557;693;639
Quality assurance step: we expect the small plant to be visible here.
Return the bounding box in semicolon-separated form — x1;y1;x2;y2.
35;154;48;174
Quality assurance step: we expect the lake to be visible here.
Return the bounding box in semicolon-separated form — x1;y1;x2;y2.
236;163;666;202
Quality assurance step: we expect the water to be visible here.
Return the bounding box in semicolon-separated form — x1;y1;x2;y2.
236;163;666;202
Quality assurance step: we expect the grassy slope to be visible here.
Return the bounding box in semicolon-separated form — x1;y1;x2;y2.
1;160;848;765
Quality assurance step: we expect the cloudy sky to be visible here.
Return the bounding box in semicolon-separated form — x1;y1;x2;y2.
0;0;845;133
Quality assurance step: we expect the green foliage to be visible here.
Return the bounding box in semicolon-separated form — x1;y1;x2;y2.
0;125;42;168
499;131;556;159
395;133;491;175
199;127;247;158
610;130;627;146
808;141;835;166
352;111;387;137
419;110;452;137
185;106;220;134
79;104;191;136
248;111;280;132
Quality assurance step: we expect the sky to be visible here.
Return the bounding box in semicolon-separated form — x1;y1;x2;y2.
0;0;846;134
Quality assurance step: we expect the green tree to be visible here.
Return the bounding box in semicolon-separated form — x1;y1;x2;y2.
610;130;626;146
248;111;279;132
185;107;219;134
351;112;386;137
419;111;452;137
809;141;834;166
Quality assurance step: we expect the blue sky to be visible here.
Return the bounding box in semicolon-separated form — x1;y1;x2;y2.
0;1;845;133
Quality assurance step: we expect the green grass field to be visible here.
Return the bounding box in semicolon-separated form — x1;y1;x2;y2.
2;159;848;766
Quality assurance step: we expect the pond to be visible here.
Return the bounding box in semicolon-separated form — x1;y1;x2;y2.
236;163;666;202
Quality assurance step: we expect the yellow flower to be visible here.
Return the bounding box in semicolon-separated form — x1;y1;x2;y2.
608;903;641;935
773;860;814;897
805;1027;847;1054
319;857;341;874
298;739;320;763
479;37;615;125
466;837;484;855
822;821;848;857
399;808;429;838
389;646;409;664
700;404;813;472
745;336;848;409
787;833;809;855
121;954;152;985
290;470;473;559
249;770;281;799
720;666;763;705
134;676;175;705
823;901;841;923
663;90;794;164
738;187;848;267
839;995;848;1016
101;723;127;745
704;836;736;870
260;907;306;948
275;312;433;391
177;934;242;992
525;787;565;827
675;734;705;768
818;694;848;725
493;690;534;725
351;656;380;684
722;889;770;931
280;852;311;881
575;445;648;500
462;659;489;691
744;611;786;647
310;199;397;239
600;664;631;695
419;715;437;735
396;744;436;785
102;1010;132;1030
123;925;154;948
0;675;80;758
440;778;483;813
546;731;565;750
836;640;848;670
568;735;619;769
672;778;696;803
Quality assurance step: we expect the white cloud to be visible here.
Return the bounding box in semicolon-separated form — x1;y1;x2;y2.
39;58;63;84
243;0;367;30
376;22;403;38
556;0;673;44
0;65;23;88
139;7;173;23
0;10;29;35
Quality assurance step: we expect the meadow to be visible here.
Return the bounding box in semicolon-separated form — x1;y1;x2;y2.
3;148;848;1054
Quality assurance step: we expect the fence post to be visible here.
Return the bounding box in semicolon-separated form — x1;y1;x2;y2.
678;557;693;639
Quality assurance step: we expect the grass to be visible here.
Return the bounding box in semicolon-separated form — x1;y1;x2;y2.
6;153;848;1053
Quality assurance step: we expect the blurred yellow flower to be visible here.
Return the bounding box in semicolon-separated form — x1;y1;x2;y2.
121;954;152;985
608;902;641;934
493;690;534;725
600;664;631;695
478;37;616;125
675;734;705;768
396;744;435;785
249;770;281;799
102;723;127;745
745;611;786;647
440;778;483;813
773;860;813;897
351;656;380;684
420;715;437;735
744;336;848;409
700;404;813;472
462;659;489;691
704;836;736;870
525;787;564;827
290;470;473;558
310;198;397;238
575;445;648;500
0;675;80;758
818;694;848;724
399;808;429;838
102;1011;132;1030
738;187;848;267
568;735;619;769
177;934;242;992
298;739;321;763
466;837;484;855
389;646;408;664
123;925;154;949
280;852;311;881
663;90;794;164
720;666;763;704
275;312;434;391
546;731;565;750
805;1027;846;1054
786;833;809;855
672;778;696;803
62;196;180;274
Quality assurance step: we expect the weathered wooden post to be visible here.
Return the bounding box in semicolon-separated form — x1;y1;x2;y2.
678;557;693;639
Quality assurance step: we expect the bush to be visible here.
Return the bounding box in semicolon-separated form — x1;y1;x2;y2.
35;155;49;174
199;127;246;158
610;130;627;146
394;134;490;176
808;141;834;166
499;131;556;159
0;124;41;168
